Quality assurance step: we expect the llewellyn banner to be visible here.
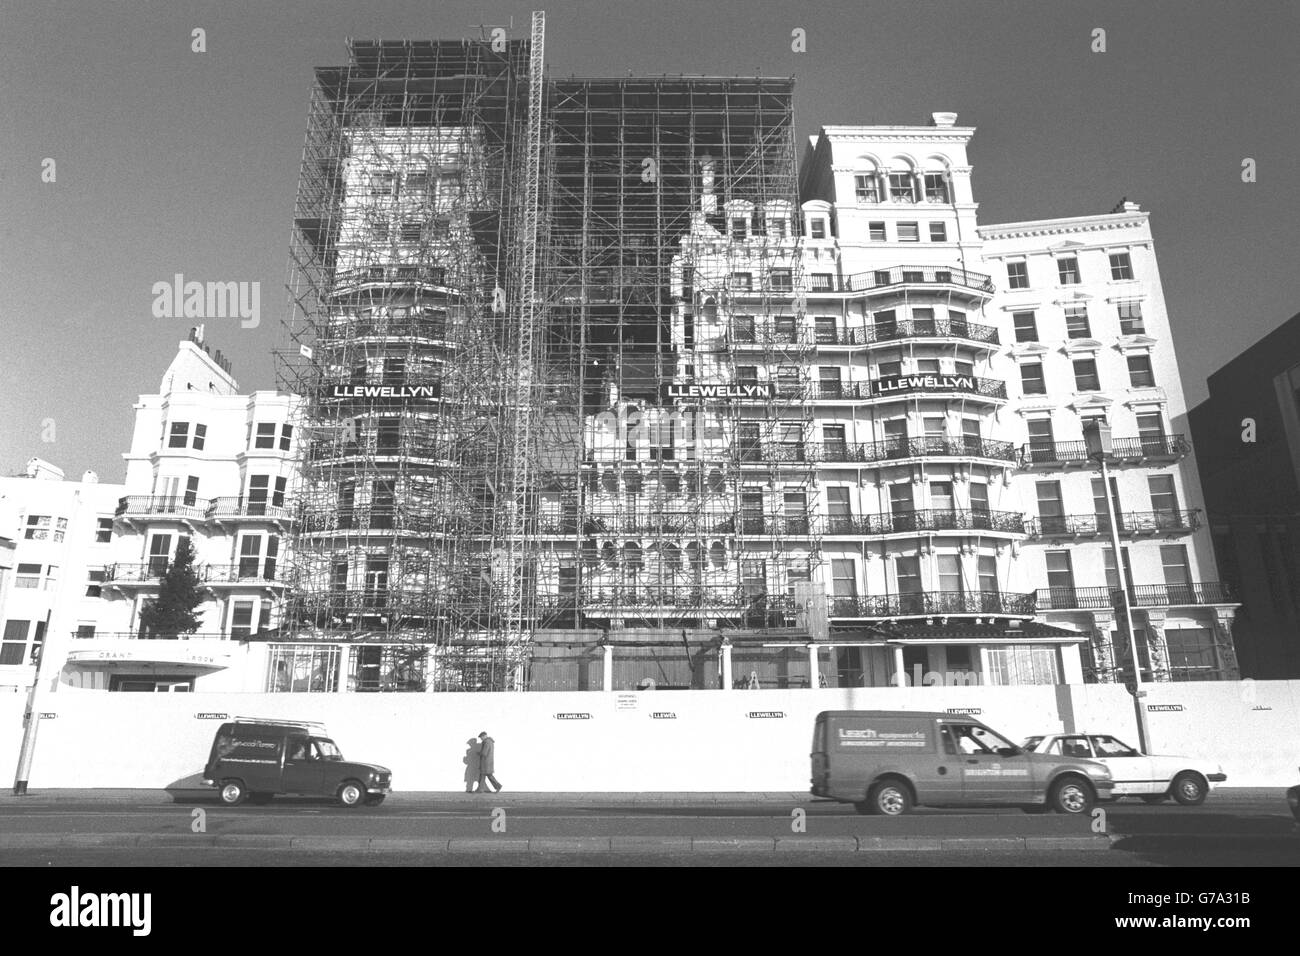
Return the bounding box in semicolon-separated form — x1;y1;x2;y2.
325;384;438;402
871;374;976;396
660;382;775;402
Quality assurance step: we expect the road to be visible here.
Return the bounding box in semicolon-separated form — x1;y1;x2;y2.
1;789;1297;866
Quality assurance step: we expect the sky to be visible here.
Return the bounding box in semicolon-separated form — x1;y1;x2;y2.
1;0;1297;481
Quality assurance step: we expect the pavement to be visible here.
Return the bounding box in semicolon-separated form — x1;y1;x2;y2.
3;787;1296;863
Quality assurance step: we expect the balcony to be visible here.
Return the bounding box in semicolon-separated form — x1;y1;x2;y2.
329;265;458;294
1018;435;1191;469
814;317;1000;349
207;497;294;523
115;495;210;520
734;439;1015;466
823;509;1026;536
844;265;997;297
829;591;1037;619
203;563;286;586
1025;510;1201;539
103;562;178;585
72;631;231;641
316;317;452;344
297;507;457;536
1035;581;1236;611
578;587;796;612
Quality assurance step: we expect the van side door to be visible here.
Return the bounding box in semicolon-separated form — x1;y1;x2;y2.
281;735;326;795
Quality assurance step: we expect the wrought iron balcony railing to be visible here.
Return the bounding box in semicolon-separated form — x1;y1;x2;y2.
829;591;1037;618
1025;510;1201;538
813;317;1000;347
115;495;210;519
1018;435;1191;468
207;497;294;521
734;437;1015;465
823;509;1026;535
844;265;997;295
1035;581;1235;611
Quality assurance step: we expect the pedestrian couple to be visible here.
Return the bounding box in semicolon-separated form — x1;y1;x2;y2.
463;731;503;793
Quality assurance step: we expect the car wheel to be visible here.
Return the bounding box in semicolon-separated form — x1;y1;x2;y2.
866;778;913;816
363;794;386;807
337;780;366;807
1048;776;1095;814
1140;794;1167;805
1171;772;1207;806
219;779;247;806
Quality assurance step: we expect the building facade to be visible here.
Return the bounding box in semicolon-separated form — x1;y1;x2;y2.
66;333;300;692
1190;310;1300;679
0;460;123;694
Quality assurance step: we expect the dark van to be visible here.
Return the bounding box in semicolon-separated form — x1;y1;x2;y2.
203;718;392;807
811;710;1114;815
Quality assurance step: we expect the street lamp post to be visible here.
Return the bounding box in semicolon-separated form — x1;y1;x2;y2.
1084;420;1151;753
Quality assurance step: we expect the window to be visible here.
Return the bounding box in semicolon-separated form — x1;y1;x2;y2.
896;556;923;612
193;423;207;450
15;564;41;589
254;423;277;449
810;218;827;239
923;172;949;202
1057;257;1080;285
1036;481;1066;534
1073;358;1101;391
730;272;752;291
1103;547;1135;593
735;366;759;387
769;268;792;291
810;273;833;291
1137;412;1166;452
1127;355;1155;387
148;535;172;576
95;517;113;544
912;307;936;335
280;424;293;451
930;481;955;511
831;560;857;613
970;482;990;515
370;171;397;196
822;424;847;458
928;222;947;242
86;568;106;598
1149;475;1180;518
1;620;30;666
1006;260;1029;289
775;316;796;343
818;366;842;397
1064;304;1091;338
1166;628;1218;681
1109;252;1134;280
923;416;945;440
897;222;920;242
868;221;886;241
371;220;390;242
399;220;422;242
937;554;963;595
826;486;852;532
732;315;755;343
267;644;342;693
168;422;188;448
1118;301;1145;335
888;172;915;202
889;484;915;529
1027;419;1056;462
1013;311;1038;342
916;358;940;374
878;360;902;378
24;515;51;540
1092;476;1122;533
978;555;999;594
239;535;262;578
1020;362;1046;395
730;216;747;240
1046;551;1075;595
1161;544;1192;591
183;476;200;507
854;174;879;203
883;419;908;453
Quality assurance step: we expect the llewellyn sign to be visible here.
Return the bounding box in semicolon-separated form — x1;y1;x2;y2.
871;374;976;396
661;382;775;401
326;384;438;401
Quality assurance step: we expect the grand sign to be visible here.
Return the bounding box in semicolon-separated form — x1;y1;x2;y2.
661;383;774;401
872;374;976;396
326;384;438;401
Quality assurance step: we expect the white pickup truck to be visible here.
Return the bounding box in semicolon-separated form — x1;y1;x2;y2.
1021;733;1226;805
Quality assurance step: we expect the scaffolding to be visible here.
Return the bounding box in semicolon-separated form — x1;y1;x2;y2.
277;13;809;689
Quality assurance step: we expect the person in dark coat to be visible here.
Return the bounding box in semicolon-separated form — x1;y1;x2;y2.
476;731;502;793
463;738;481;793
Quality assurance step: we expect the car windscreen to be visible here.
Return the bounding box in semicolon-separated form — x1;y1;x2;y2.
313;738;343;760
1022;736;1043;751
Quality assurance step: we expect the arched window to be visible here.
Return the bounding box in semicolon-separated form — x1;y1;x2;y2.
709;541;727;570
854;163;881;203
623;542;643;575
664;544;683;572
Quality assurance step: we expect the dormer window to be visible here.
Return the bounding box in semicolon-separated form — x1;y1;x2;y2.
730;217;748;240
810;218;827;239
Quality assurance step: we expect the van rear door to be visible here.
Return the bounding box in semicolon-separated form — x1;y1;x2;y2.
811;715;829;794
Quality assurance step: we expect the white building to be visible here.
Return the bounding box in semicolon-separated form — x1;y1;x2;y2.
981;206;1238;681
62;332;303;692
0;459;123;694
